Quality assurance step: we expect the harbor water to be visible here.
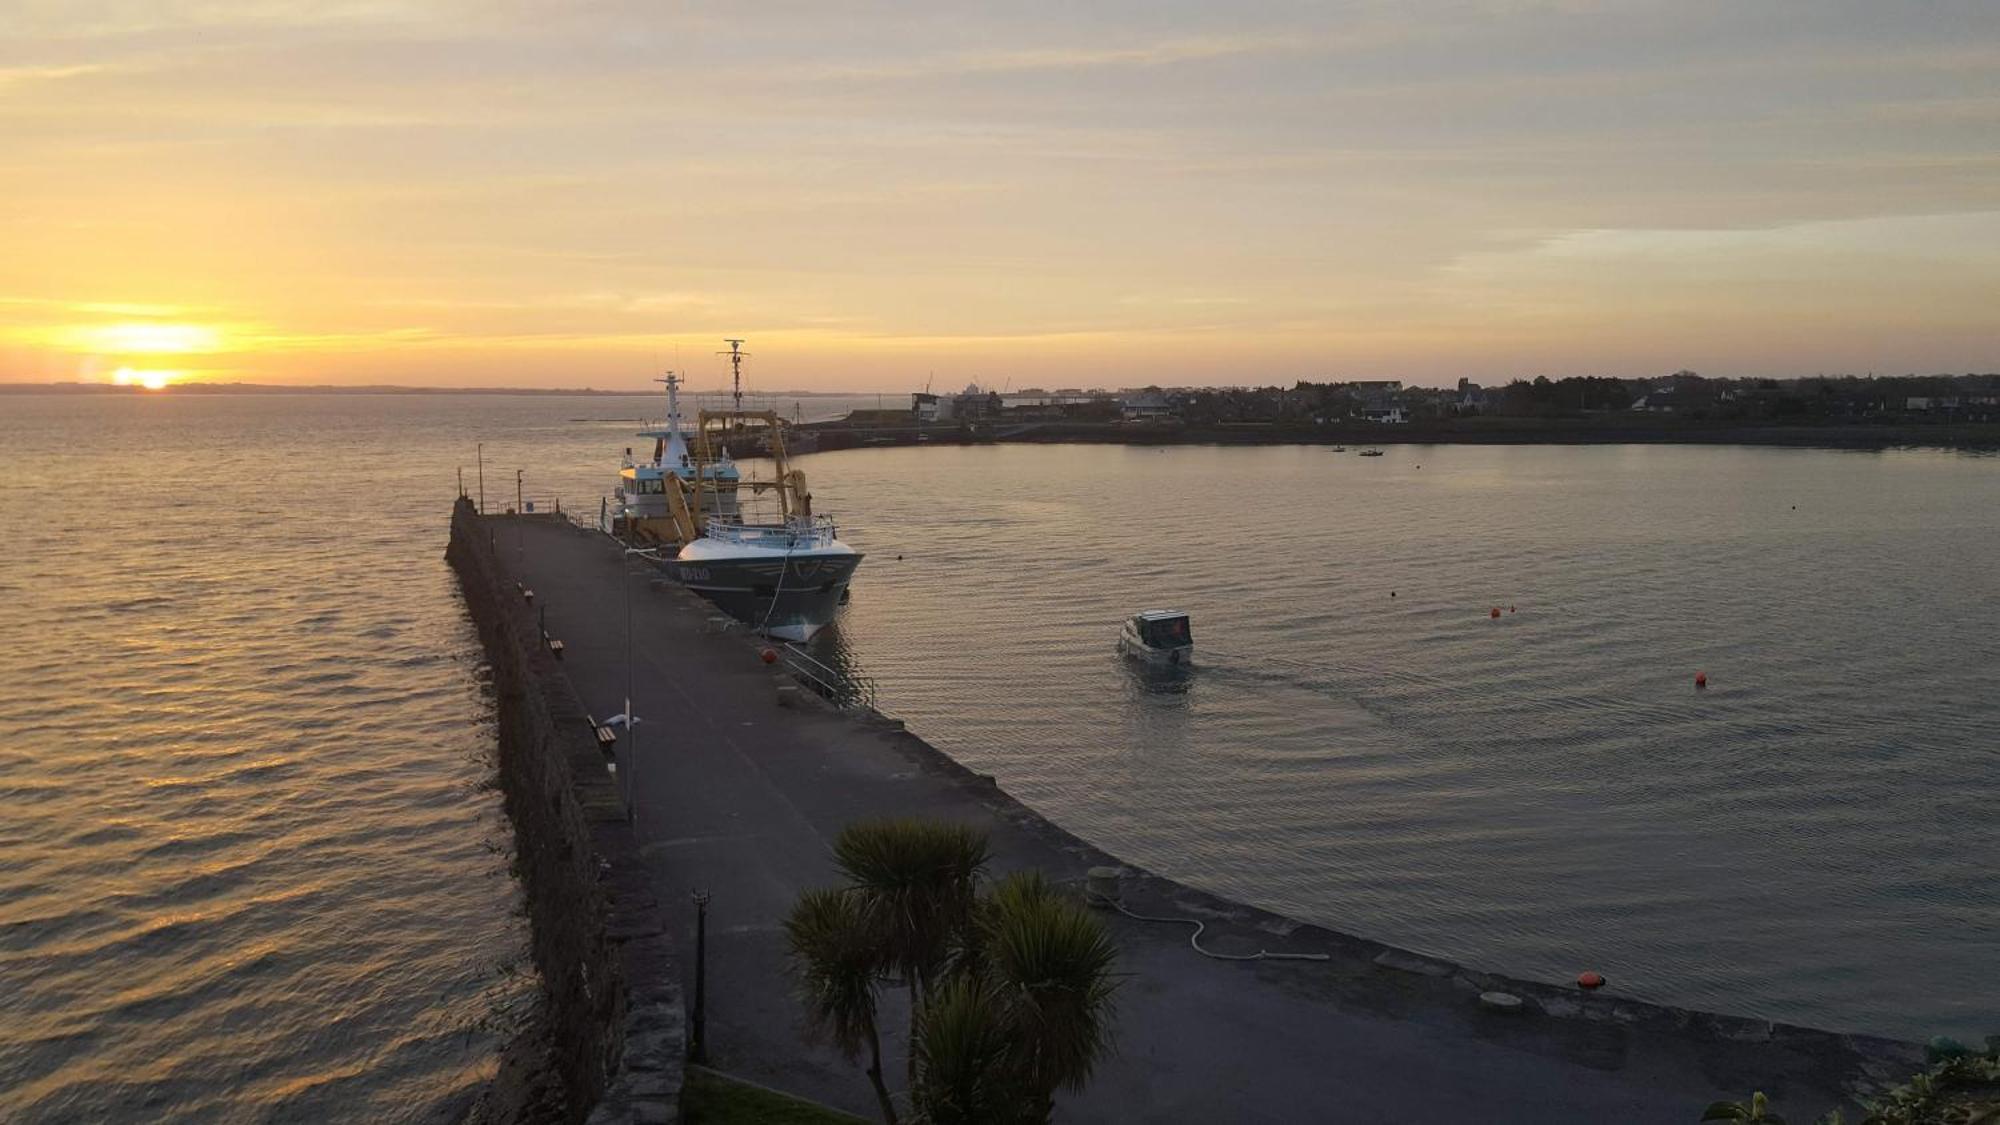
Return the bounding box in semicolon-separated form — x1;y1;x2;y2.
1;393;1994;1122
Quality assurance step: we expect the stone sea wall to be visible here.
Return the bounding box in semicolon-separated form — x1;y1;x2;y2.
447;497;684;1124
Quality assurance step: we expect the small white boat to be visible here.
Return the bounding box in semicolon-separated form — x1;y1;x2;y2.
1118;610;1193;666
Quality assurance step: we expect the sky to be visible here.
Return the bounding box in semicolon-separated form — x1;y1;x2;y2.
2;0;1997;391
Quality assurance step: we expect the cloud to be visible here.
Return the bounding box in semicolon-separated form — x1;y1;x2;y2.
2;1;1996;385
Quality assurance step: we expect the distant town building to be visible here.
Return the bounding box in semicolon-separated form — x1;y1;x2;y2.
1355;381;1407;423
1455;378;1488;414
1120;390;1175;421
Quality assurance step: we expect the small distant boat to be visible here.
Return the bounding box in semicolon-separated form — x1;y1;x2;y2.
1332;445;1348;452
1118;610;1193;666
1358;448;1385;457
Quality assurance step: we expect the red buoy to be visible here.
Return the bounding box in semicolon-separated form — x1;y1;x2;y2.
1695;671;1708;689
1490;607;1501;619
1577;971;1606;990
760;647;779;665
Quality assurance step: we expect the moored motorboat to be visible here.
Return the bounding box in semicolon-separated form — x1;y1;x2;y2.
1118;610;1193;666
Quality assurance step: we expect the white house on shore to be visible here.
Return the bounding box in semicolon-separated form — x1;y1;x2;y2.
1120;390;1175;420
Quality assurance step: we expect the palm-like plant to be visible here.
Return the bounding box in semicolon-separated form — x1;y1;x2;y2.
1702;1091;1787;1123
977;871;1120;1120
911;976;1031;1125
785;887;899;1125
834;817;990;1086
791;821;1119;1124
834;818;991;1000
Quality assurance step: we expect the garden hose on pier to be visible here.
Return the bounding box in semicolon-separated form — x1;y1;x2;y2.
1087;891;1331;963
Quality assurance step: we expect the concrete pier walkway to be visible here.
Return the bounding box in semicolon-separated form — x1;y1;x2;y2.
483;514;1914;1123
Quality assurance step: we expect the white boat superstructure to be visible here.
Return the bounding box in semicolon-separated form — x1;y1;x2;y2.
1118;609;1193;666
615;372;740;539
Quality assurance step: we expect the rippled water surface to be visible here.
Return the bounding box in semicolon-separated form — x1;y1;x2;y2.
805;442;2000;1044
3;394;1994;1119
0;396;537;1123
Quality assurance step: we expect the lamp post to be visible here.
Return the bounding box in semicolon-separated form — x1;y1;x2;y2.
476;443;485;513
690;887;710;1065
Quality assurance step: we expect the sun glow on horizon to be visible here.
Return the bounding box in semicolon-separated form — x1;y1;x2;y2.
64;322;223;355
1;4;1995;388
112;366;181;390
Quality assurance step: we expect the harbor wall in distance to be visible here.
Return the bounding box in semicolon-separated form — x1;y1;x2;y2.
447;496;685;1125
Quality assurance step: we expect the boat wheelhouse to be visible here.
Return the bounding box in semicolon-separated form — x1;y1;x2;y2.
615;372;740;543
1118;610;1193;666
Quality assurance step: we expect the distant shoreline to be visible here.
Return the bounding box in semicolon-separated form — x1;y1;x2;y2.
800;418;2000;451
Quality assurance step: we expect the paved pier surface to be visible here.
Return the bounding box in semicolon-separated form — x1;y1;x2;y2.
487;515;1912;1123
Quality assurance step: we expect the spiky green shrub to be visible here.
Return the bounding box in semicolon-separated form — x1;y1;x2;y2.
785;887;899;1125
834;818;990;1005
789;820;1120;1124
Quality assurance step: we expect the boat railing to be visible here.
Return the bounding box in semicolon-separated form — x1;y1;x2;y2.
700;515;840;549
779;642;875;709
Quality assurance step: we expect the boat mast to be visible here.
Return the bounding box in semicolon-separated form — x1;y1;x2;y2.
719;338;747;415
656;370;682;434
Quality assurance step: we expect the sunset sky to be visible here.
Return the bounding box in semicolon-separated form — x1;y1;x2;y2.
3;1;1997;390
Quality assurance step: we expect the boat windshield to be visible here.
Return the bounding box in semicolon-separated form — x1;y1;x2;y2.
1139;616;1191;647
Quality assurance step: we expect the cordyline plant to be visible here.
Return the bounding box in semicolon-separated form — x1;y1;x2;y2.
784;818;1120;1124
1701;1039;2000;1125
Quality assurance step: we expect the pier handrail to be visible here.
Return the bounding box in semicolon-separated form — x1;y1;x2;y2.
779;642;874;709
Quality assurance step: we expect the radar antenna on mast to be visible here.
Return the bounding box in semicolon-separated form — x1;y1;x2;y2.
653;370;682;430
718;338;749;413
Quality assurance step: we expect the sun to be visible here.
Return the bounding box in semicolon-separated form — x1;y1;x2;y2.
112;366;179;390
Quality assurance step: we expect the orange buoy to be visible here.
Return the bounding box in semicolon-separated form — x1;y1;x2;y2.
1695;671;1708;688
1490;607;1501;619
760;647;779;665
1577;971;1606;990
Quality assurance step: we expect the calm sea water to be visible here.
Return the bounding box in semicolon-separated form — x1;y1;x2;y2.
1;395;1993;1122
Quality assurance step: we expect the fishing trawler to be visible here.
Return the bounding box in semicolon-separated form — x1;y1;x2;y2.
613;372;740;544
649;341;862;641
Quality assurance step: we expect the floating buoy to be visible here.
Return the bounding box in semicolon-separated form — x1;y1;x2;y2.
1695;671;1708;689
1509;605;1516;614
1390;591;1396;598
1577;971;1606;990
760;647;778;665
1490;607;1501;619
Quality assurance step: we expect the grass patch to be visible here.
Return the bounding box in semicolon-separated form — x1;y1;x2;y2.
681;1066;871;1125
